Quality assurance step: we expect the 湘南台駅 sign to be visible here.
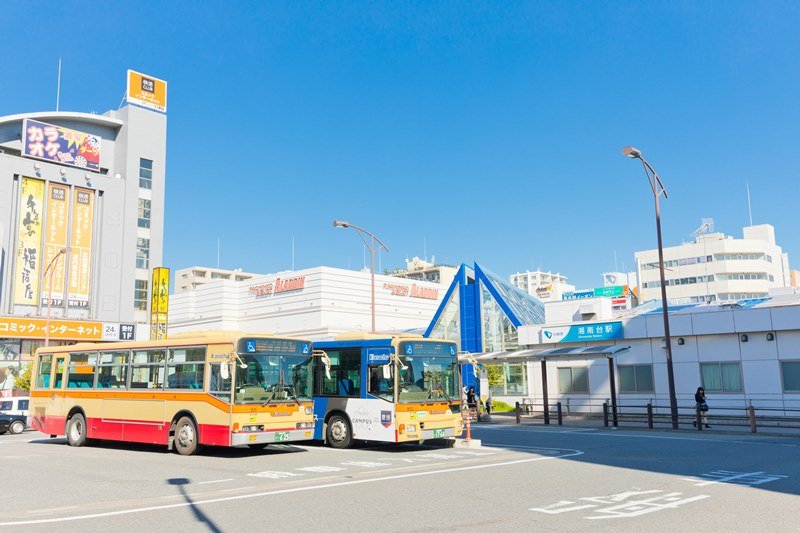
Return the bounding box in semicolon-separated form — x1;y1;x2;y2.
22;119;101;171
540;321;623;343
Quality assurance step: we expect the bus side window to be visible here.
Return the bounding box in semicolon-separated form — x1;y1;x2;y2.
35;354;52;389
320;349;361;397
368;365;393;401
209;363;232;401
53;357;66;389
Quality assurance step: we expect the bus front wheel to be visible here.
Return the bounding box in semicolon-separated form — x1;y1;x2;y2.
326;415;352;449
175;416;199;456
66;413;87;447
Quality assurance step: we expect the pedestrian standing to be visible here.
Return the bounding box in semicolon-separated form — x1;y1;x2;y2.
694;386;710;428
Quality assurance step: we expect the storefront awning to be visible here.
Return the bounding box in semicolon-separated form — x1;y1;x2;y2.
459;344;630;363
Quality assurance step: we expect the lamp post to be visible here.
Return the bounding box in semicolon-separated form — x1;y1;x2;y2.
43;247;70;347
622;146;679;429
333;220;389;333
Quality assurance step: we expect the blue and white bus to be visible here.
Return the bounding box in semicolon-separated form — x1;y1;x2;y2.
312;333;463;448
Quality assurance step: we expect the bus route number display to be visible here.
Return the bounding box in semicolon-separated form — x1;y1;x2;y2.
239;338;311;356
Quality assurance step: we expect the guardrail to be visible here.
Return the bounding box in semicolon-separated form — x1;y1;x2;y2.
513;400;800;434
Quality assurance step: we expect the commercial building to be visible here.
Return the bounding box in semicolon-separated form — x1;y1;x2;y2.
390;257;458;286
508;269;575;302
174;266;258;293
635;224;790;305
0;72;167;375
168;266;446;339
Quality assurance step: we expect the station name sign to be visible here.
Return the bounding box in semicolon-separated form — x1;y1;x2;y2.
249;276;306;297
383;282;439;300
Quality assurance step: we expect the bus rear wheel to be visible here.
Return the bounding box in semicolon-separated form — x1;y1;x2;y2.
326;415;352;449
66;413;87;447
174;416;199;456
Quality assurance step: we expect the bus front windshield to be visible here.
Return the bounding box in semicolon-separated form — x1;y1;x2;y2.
397;356;459;403
234;354;314;405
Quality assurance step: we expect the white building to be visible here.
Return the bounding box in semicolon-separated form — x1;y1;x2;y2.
390;256;458;286
174;266;258;294
169;265;446;339
635;224;790;305
509;270;575;302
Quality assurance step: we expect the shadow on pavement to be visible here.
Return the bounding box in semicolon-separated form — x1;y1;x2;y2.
167;478;222;533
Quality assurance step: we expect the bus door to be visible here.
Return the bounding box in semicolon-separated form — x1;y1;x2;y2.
353;347;395;442
49;355;68;434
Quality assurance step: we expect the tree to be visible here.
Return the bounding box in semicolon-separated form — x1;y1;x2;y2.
485;363;504;390
15;364;31;392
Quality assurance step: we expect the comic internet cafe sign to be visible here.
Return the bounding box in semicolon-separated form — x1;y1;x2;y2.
22;119;101;171
249;276;306;297
0;317;135;341
539;321;623;344
127;70;167;113
382;282;440;300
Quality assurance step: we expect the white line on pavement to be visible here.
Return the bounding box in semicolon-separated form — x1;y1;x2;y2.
197;479;234;485
0;446;583;526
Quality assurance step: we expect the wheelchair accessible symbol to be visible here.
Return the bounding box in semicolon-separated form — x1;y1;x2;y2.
406;344;414;355
302;343;310;355
449;346;456;356
246;341;256;353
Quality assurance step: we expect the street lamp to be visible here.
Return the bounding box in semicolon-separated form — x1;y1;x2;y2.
622;146;679;429
43;247;70;347
333;220;389;333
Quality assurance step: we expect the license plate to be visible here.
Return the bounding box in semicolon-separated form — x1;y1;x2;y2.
274;431;290;442
432;428;446;438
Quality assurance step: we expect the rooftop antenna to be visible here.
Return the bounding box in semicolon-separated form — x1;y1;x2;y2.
690;219;714;303
56;58;62;111
746;182;753;226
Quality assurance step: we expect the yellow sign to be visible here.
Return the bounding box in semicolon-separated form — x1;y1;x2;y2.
41;183;69;306
127;70;167;113
0;316;103;340
68;188;94;308
150;267;170;340
14;177;45;306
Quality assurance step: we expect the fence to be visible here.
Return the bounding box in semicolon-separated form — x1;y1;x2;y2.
513;399;800;434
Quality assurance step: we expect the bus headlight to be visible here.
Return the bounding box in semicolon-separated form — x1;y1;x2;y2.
305;407;313;415
296;422;313;429
242;425;264;432
405;424;417;433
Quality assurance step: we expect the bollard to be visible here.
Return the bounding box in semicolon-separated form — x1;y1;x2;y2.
696;405;703;431
749;405;757;433
465;414;472;441
603;402;609;427
515;401;521;424
556;402;563;426
647;403;653;429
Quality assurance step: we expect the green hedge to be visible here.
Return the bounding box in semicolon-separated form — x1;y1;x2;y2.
488;400;515;413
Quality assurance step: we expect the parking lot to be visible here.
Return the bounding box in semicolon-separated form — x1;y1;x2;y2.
3;424;800;532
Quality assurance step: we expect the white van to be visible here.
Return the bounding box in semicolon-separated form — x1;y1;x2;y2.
0;397;29;418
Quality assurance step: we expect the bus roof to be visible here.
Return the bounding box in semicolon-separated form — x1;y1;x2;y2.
34;331;307;355
333;332;426;341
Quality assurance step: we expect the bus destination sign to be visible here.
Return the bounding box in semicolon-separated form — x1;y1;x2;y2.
399;341;457;358
239;338;311;356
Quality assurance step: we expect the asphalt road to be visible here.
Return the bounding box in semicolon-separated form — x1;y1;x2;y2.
3;424;799;532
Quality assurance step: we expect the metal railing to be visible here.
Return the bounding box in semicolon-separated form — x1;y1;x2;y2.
513;400;800;434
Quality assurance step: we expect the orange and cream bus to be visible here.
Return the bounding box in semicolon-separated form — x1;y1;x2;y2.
29;332;317;455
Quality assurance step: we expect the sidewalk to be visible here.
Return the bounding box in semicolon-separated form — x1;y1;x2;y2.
481;411;800;439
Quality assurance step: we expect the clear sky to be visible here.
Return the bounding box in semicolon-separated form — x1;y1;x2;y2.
3;2;799;289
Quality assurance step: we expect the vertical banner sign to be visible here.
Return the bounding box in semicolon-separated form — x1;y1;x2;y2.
41;183;69;306
150;267;170;340
14;177;45;305
68;188;94;308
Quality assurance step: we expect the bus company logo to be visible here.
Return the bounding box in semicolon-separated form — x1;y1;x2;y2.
249;276;306;297
381;411;391;428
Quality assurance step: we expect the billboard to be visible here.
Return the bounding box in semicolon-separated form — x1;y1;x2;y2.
13;177;45;306
67;188;94;308
150;267;170;340
22;119;101;171
41;183;69;306
0;317;136;341
127;70;167;113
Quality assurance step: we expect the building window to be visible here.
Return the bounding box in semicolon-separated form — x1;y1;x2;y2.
700;362;742;392
558;366;589;393
136;238;150;269
138;198;151;228
139;158;153;189
487;363;528;396
618;365;654;393
134;280;148;311
781;362;800;392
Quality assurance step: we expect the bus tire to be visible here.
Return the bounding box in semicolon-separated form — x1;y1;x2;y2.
66;413;87;447
326;414;352;449
9;420;25;435
174;416;199;456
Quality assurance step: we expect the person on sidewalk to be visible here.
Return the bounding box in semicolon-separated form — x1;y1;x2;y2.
694;386;710;428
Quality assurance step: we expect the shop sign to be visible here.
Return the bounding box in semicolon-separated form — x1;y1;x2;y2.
540;321;623;343
67;188;95;308
150;267;170;340
22;119;101;171
127;70;168;112
249;276;306;297
383;283;439;300
0;316;135;341
13;177;45;305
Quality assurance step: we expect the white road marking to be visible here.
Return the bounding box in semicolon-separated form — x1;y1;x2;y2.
340;461;392;468
0;447;583;525
532;490;711;520
197;479;234;485
681;470;789;487
247;471;303;479
296;466;346;473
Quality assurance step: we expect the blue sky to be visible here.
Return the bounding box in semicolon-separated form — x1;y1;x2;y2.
3;2;799;289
